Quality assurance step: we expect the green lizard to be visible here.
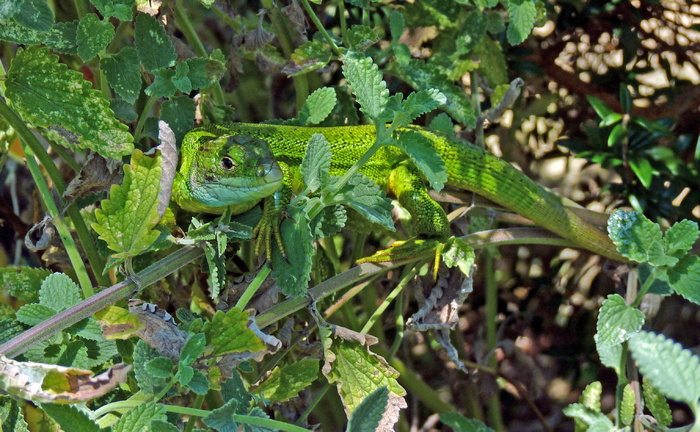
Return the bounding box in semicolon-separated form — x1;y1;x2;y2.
173;123;630;263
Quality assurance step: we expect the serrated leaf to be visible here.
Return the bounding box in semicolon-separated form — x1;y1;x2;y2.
607;210;665;265
666;254;700;304
271;209;315;297
594;294;644;349
301;133;332;193
299;87;337;125
184;52;226;89
629;331;700;406
41;404;100;432
506;0;536;45
0;18;46;45
39;273;82;312
0;396;29;432
145;357;174;378
133;340;169;395
151;420;181;432
160;95;195;144
45;20;79;54
394;130;448;190
203;308;266;356
390;10;405;41
134;13;176;71
0;266;51;303
77;13;114;61
440;412;495;432
347;25;379;51
180;333;206;365
101;47;142;103
563;403;615;429
5;46;134;159
322;338;406;415
346;386;389;432
145;67;178;98
333;174;395;231
15;303;56;326
663;219;699;256
342;50;389;120
0;1;21;21
112;401;167;432
187;369;209;395
90;0;134;21
473;37;508;88
203;399;238;432
250;358;319;403
400;89;446;125
222;372;252;414
597;343;623;374
620;384;634;425
204;241;225;299
442;237;476;276
643;377;672;427
286;39;331;76
92;150;162;259
580;381;602;412
14;0;54;32
456;10;487;55
309;204;346;238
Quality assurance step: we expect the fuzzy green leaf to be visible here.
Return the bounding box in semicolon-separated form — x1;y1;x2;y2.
323;338;406;415
184;52;226;89
251;358;319;403
620;384;634;425
595;294;644;349
347;25;379;51
186;369;209;395
160;95;195;144
442;237;476;276
301;133;332;193
145;357;174;378
45;21;79;54
643;377;672;427
203;308;266;356
0;1;21;21
663;219;699;256
309;204;347;238
287;39;332;76
145;68;178;98
456;11;487;55
271;204;315;297
133;340;169;395
0;267;51;303
507;0;536;45
0;396;29;432
346;386;390;432
101;47;142;103
608;210;666;265
92;150;162;259
134;13;176;71
0;19;46;45
394;130;448;190
77;13;114;61
14;0;54;32
203;399;238;432
112;401;167;432
15;304;56;326
41;404;100;432
299;87;337;125
342;50;389;120
665;254;700;304
5;46;134;159
180;333;206;366
333;174;395;231
390;11;405;41
440;413;495;432
629;331;700;406
473;37;509;88
579;381;602;412
90;0;134;21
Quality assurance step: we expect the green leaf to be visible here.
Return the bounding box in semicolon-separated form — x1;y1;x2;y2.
587;96;615;119
456;10;487;55
323;338;406;415
299;88;337;126
442;237;476;276
14;0;54;32
629;157;653;188
309;204;347;238
607;123;626;146
112;401;167;432
389;10;405;41
594;294;644;349
663;219;699;256
101;47;142;103
562;403;615;429
0;1;21;21
145;357;174;378
45;21;79;54
184;52;226;90
160;95;195;144
186;369;209;395
134;13;176;71
599;112;622;127
607;210;665;265
90;0;134;21
346;386;389;432
597;343;623;374
347;25;379;51
333;174;395;231
287;39;332;76
665;254;700;304
77;13;114;61
203;399;238;432
506;0;536;45
620;384;634;425
271;205;315;297
221;372;252;413
629;331;700;406
0;266;51;303
180;333;206;365
619;84;632;114
250;358;319;403
472;37;508;88
5;46;134;159
15;303;56;326
203;308;266;356
579;381;602;412
642;377;672;428
440;412;495;432
151;420;181;432
146;67;178;98
301;134;332;193
400;89;446;125
41;404;99;432
133;340;169;395
0;19;46;45
342;50;389;120
0;396;29;432
92;150;162;259
393;130;448;191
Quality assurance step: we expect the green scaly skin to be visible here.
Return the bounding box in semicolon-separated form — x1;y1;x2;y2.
173;123;629;263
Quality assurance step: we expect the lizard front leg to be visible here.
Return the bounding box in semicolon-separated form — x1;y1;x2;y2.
253;162;294;260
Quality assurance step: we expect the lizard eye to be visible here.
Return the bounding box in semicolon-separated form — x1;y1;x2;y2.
221;156;236;170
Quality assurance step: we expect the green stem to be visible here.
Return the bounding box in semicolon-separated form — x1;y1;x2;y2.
22;143;94;297
471;70;485;149
337;0;349;47
360;265;420;334
0;97;108;286
184;393;206;432
300;0;343;57
235;264;272;309
134;94;158;142
484;251;504;431
631;267;657;308
0;246;204;358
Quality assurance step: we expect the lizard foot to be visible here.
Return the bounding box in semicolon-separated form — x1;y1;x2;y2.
356;237;446;278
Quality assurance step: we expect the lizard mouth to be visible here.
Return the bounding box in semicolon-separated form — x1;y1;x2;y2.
193;160;283;207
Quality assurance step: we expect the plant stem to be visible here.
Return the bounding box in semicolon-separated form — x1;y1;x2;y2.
235;264;271;309
0;246;204;358
134;94;158;142
300;0;343;57
360;264;420;334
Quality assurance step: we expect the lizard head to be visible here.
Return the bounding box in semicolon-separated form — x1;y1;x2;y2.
184;134;283;209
